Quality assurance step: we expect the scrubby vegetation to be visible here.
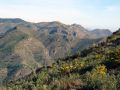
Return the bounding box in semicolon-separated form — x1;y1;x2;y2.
6;29;120;90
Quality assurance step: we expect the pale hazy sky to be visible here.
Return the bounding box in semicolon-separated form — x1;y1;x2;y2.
0;0;120;31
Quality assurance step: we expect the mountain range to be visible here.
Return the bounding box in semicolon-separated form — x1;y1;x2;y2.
0;18;112;84
7;28;120;90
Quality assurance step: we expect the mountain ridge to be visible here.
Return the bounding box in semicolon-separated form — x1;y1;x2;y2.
0;18;112;84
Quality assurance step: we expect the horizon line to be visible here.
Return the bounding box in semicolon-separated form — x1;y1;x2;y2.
0;17;118;32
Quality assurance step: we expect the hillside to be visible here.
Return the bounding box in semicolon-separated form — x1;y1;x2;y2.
91;29;112;38
6;28;120;90
0;18;112;84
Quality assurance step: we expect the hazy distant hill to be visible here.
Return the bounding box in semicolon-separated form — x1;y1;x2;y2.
91;29;112;38
0;18;112;84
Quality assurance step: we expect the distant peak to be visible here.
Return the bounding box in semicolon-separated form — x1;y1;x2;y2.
92;29;112;34
49;21;66;26
0;18;26;23
71;23;80;26
50;21;62;24
71;23;84;28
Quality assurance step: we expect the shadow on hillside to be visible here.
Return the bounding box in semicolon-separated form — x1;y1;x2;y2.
103;61;120;70
70;66;93;75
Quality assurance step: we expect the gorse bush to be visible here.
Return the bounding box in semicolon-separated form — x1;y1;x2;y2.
84;65;117;90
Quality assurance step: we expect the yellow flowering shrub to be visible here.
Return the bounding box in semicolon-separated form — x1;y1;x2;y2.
87;65;107;80
96;65;107;76
60;61;84;73
85;65;117;90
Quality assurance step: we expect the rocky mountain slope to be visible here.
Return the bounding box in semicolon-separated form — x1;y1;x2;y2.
0;18;112;84
7;28;120;90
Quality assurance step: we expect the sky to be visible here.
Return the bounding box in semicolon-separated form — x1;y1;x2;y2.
0;0;120;31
